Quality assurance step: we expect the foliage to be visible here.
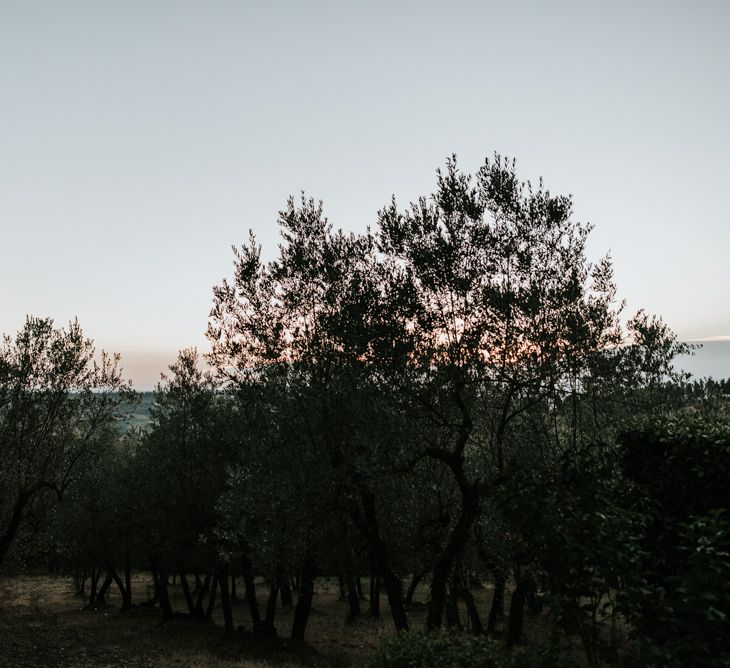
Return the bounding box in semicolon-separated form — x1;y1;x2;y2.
364;630;577;668
618;416;730;667
0;316;131;569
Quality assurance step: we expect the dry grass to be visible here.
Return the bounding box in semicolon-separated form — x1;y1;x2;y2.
0;573;549;667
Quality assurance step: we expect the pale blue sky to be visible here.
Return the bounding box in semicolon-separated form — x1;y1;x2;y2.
1;1;728;388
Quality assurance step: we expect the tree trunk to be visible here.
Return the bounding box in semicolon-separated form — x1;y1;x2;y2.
158;569;174;621
88;568;100;607
242;558;262;630
263;579;279;635
218;564;234;635
0;491;31;568
206;575;218;620
123;556;132;609
507;577;527;646
96;574;113;606
444;575;461;627
291;553;316;641
194;574;211;619
356;575;366;601
337;573;346;601
180;572;195;614
280;577;293;608
346;571;361;620
74;568;86;596
427;481;479;630
369;567;380;617
405;571;424;605
147;566;160;606
230;573;238;601
353;491;409;631
487;569;505;632
459;573;483;634
110;565;132;611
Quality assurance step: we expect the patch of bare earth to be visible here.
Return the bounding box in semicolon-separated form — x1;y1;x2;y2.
0;574;549;667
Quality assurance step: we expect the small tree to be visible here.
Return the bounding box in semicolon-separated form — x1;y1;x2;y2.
0;316;131;570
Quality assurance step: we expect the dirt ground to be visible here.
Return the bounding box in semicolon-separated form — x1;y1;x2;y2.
0;573;541;667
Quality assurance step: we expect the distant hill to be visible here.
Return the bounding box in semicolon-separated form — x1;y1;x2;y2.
113;391;155;431
104;346;729;432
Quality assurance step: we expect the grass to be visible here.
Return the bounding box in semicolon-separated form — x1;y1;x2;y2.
0;572;552;667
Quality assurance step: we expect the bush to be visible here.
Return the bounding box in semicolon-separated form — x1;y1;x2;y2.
363;631;576;668
619;417;730;668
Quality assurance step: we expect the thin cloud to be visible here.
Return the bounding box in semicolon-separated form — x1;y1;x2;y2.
685;335;730;342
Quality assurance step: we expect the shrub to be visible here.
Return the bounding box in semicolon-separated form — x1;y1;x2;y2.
363;631;576;668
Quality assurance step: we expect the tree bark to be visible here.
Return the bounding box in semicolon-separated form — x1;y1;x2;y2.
291;553;316;641
263;579;279;635
346;571;361;620
369;566;380;617
427;480;479;629
242;557;262;629
96;574;113;606
356;575;366;601
110;565;131;611
180;572;195;614
405;571;424;605
194;573;211;619
0;491;30;568
158;569;174;621
123;556;132;609
487;569;505;633
217;564;234;635
444;575;461;627
507;577;527;646
459;572;483;634
280;577;293;608
206;575;218;620
74;568;86;596
352;491;409;631
88;568;100;608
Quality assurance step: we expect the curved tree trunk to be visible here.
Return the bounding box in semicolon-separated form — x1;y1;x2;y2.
352;491;409;631
405;571;425;605
180;572;195;614
427;481;479;629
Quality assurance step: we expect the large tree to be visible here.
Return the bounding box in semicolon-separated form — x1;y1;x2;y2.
374;155;624;627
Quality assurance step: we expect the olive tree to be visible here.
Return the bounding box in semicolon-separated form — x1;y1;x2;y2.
0;316;131;569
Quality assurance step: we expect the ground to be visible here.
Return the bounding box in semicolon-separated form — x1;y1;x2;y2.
0;573;547;667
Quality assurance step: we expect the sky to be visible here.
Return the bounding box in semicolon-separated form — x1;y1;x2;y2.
1;1;729;389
